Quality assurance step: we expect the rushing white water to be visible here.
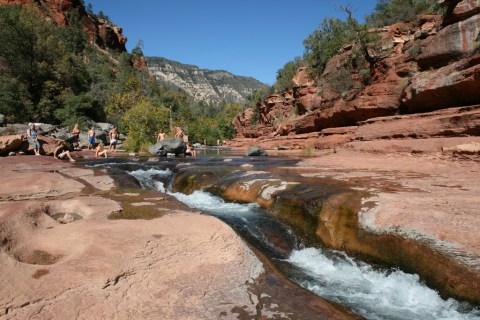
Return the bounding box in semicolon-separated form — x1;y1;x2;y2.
168;190;259;215
129;166;480;320
288;248;480;320
128;168;171;193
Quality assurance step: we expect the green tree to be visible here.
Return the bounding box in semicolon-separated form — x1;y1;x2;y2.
274;57;304;92
105;76;142;124
120;99;170;152
54;93;92;127
303;17;353;75
366;0;441;27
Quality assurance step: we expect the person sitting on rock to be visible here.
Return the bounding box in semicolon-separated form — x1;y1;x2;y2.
26;123;41;156
96;142;108;158
54;144;76;162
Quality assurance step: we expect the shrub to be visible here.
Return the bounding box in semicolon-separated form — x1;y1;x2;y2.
325;66;354;95
366;0;442;28
304;18;354;75
274;57;304;92
120;99;169;152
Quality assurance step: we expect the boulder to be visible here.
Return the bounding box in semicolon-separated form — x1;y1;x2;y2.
0;135;25;156
0;114;5;127
149;137;186;156
417;14;480;69
246;146;268;156
403;53;480;113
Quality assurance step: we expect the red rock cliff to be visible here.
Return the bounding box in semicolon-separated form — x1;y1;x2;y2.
233;0;480;144
0;0;127;52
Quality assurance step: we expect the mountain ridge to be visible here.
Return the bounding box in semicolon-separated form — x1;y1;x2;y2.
146;56;267;105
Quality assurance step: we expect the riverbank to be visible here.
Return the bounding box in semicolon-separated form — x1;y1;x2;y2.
0;155;360;319
295;146;480;304
224;135;480;305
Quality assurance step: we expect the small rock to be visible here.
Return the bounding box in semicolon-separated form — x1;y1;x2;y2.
58;213;75;224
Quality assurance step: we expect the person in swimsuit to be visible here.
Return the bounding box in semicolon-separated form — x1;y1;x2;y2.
108;127;118;151
185;142;196;157
96;142;108;158
157;130;166;142
87;126;96;150
72;123;80;150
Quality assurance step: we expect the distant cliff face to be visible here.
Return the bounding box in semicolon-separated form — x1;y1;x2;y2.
146;57;267;104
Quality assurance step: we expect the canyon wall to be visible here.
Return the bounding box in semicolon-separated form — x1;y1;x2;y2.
232;0;480;149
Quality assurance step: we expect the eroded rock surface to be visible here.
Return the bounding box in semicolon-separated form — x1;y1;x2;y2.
0;156;359;319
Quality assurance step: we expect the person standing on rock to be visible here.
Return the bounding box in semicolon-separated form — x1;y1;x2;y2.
72;123;80;150
87;126;96;150
26;123;41;156
108;127;118;152
157;130;166;142
174;127;184;139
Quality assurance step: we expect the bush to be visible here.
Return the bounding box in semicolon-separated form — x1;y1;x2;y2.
325;66;354;95
366;0;442;28
120;99;169;152
274;57;304;92
303;18;354;75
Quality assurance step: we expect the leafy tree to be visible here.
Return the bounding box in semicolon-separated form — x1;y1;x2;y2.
86;3;94;15
274;57;304;92
303;17;354;75
54;93;92;127
223;102;243;120
120;99;170;152
366;0;442;28
105;76;142;124
0;4;92;124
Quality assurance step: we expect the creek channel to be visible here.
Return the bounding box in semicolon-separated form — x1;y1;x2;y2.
85;152;480;320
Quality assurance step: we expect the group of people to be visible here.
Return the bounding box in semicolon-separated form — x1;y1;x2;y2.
26;123;200;160
157;127;196;157
25;123;119;160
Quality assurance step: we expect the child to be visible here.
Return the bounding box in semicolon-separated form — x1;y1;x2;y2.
95;142;107;158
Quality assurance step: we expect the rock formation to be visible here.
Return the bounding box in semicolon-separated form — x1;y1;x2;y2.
146;57;267;105
231;1;480;151
0;0;127;52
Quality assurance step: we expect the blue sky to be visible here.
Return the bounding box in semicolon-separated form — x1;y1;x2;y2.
88;0;378;85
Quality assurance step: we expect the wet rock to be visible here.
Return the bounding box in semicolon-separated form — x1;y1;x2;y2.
246;146;268;156
57;213;75;224
149;137;186;156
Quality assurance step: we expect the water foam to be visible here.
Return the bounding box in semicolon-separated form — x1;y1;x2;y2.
128;168;171;192
288;247;480;320
168;190;259;215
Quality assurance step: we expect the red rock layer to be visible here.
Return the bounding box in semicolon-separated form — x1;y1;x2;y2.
0;0;127;52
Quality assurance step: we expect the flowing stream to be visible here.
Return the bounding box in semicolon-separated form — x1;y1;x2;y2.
90;156;480;320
